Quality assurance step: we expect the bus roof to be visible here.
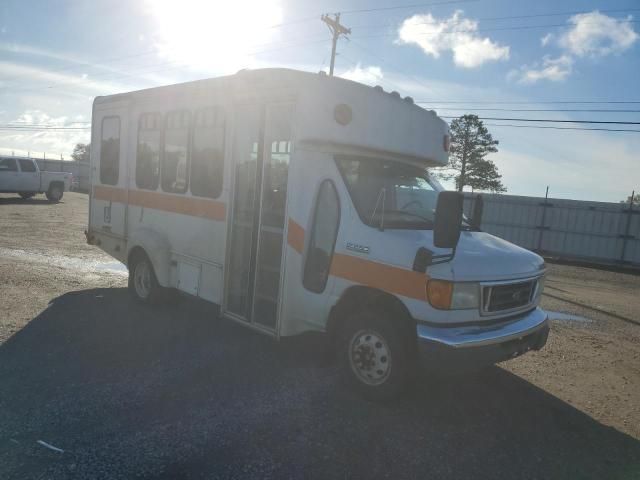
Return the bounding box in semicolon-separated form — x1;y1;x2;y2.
94;68;449;167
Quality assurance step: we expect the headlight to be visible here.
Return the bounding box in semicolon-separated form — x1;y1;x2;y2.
427;280;480;310
533;276;545;301
451;282;480;309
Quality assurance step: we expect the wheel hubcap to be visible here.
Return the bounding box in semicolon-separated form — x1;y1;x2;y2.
349;329;392;386
134;261;151;299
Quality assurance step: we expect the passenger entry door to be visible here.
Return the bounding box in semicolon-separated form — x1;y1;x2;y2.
90;103;129;240
224;103;293;333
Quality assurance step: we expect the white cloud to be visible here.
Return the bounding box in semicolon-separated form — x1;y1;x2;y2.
512;11;638;83
340;64;383;85
0;61;128;96
558;12;639;57
396;10;510;68
0;110;89;159
0;42;187;91
511;55;573;84
12;110;69;127
541;33;554;46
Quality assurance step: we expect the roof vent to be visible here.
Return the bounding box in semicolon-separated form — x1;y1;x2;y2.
390;91;401;99
404;96;414;104
318;70;327;76
373;85;384;93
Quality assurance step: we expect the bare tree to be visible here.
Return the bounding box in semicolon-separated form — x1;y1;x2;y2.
71;143;90;163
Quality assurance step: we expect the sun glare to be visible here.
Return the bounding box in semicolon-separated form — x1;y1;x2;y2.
148;0;284;73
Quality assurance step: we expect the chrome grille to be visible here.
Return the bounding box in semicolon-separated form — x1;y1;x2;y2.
482;279;537;314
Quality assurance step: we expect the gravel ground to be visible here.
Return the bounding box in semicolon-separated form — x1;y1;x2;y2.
0;192;639;479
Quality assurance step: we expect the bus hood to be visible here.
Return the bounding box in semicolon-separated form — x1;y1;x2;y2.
436;231;545;282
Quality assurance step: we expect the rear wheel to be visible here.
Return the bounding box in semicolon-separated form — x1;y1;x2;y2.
128;253;162;304
45;184;63;202
339;309;413;401
19;192;36;199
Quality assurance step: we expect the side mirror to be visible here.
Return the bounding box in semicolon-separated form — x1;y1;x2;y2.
434;191;463;249
471;194;484;230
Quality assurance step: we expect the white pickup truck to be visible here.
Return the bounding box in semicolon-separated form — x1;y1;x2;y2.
0;157;71;202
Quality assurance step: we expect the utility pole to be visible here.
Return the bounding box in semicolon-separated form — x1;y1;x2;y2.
321;13;351;76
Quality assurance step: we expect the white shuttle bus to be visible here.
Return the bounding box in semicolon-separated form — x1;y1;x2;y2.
87;69;549;399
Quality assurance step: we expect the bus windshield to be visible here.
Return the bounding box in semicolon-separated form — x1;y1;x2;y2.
335;155;441;230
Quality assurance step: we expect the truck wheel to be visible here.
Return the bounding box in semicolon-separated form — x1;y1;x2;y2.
45;184;63;202
339;310;412;401
128;253;162;304
19;192;36;199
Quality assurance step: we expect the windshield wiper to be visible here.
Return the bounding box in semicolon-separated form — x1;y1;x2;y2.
383;209;433;224
369;187;387;231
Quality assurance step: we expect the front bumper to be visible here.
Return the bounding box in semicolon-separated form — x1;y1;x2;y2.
416;307;549;368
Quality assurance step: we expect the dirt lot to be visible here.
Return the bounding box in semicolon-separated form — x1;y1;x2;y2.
1;192;639;479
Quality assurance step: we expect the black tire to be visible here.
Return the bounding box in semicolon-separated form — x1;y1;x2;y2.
128;252;163;304
339;309;412;401
45;184;63;202
19;192;36;199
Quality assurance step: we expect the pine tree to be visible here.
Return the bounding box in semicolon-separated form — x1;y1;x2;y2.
439;115;506;193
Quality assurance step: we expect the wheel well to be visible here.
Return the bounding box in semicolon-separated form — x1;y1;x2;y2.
49;181;64;190
327;286;416;348
127;246;148;268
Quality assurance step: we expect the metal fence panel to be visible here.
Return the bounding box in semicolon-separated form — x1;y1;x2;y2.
463;193;639;268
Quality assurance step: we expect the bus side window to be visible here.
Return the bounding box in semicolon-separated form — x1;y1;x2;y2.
303;180;340;293
136;113;161;190
100;116;120;185
191;107;225;198
162;110;190;194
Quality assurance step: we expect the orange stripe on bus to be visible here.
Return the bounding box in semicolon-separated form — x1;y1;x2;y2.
287;219;305;254
330;253;427;301
93;185;128;203
286;220;426;301
93;185;226;221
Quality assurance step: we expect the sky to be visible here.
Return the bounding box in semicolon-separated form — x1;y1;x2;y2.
0;0;638;202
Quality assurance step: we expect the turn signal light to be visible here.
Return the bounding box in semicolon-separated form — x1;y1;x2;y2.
427;280;453;310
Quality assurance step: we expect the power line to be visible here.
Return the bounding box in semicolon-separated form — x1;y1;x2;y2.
4;36;330;95
350;7;640;29
353;18;640;39
4;121;89;126
482;123;640;133
0;1;472;86
0;15;323;84
348;38;430;92
0;126;90;131
418;100;640;104
341;0;479;15
440;116;640;125
420;107;640;113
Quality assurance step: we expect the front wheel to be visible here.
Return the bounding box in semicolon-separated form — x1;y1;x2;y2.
339;310;413;401
128;253;162;304
45;184;63;202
